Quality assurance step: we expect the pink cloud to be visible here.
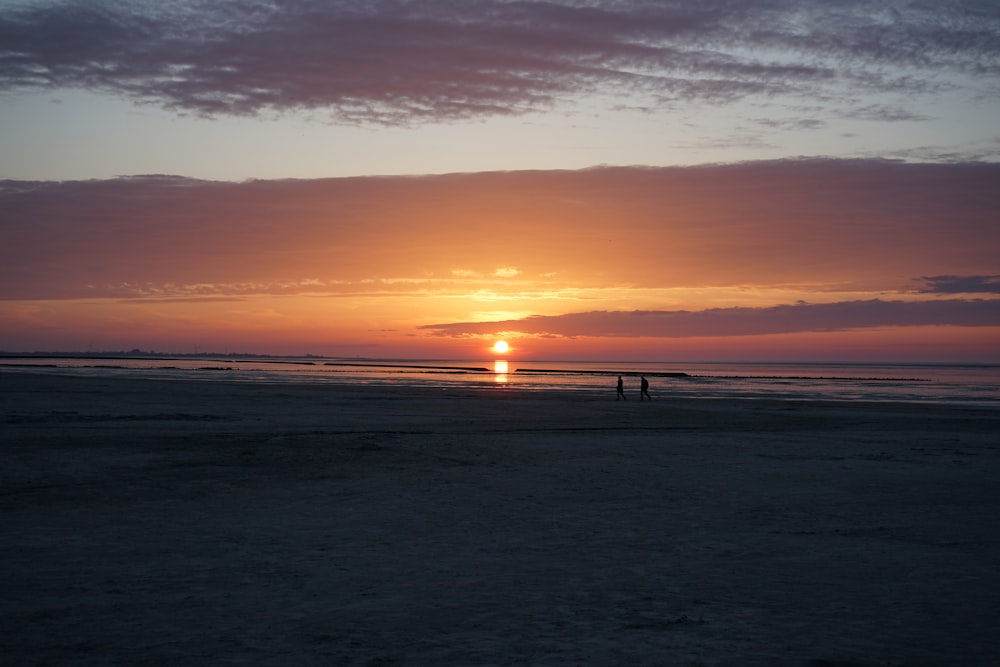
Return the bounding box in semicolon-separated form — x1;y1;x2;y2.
3;160;998;301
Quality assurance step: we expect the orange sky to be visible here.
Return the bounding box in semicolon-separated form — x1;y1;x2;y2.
3;2;1000;361
2;160;999;361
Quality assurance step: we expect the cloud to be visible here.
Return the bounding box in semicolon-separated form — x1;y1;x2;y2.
755;117;827;131
1;1;997;125
841;104;931;123
420;299;1000;338
919;275;1000;294
451;269;481;279
3;160;998;301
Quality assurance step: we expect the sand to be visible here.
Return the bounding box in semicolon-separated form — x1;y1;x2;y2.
2;371;999;666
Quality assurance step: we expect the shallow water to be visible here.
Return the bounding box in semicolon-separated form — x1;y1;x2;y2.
3;356;998;406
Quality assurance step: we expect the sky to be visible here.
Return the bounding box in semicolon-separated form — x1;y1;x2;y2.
2;0;999;361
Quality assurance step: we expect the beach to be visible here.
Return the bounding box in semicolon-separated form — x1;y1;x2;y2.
2;371;998;665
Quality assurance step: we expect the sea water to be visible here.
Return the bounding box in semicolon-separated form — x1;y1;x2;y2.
3;356;998;406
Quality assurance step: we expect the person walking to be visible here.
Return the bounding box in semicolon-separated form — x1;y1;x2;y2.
640;376;651;401
616;375;627;401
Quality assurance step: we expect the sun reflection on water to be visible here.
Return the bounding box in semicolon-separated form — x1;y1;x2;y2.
493;359;508;383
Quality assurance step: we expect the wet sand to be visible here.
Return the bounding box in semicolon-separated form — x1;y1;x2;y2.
2;372;999;665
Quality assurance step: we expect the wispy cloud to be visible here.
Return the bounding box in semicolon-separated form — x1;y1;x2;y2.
1;1;997;125
420;299;1000;338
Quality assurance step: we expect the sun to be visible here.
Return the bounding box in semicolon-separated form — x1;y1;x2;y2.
492;340;509;354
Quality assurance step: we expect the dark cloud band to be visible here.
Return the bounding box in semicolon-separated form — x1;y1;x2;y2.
421;299;1000;338
919;275;1000;294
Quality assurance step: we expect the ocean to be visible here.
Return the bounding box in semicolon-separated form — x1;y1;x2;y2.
2;355;998;406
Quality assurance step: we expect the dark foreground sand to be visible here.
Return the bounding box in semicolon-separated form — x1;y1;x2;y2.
2;372;998;666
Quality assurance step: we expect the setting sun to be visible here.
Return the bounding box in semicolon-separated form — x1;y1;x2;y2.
492;340;509;354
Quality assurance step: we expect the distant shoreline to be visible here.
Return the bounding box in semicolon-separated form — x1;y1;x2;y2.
2;352;997;369
0;357;941;383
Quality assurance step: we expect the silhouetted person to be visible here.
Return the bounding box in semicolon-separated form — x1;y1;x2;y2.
640;376;651;400
616;375;626;400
